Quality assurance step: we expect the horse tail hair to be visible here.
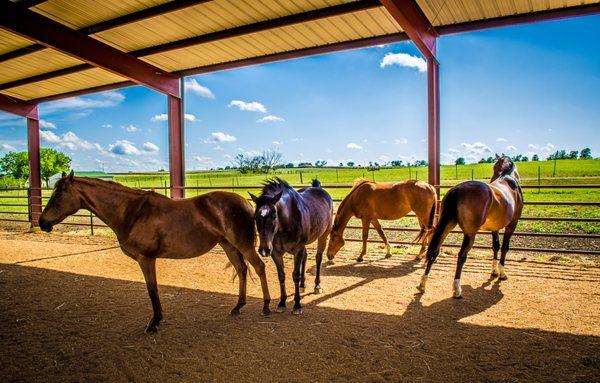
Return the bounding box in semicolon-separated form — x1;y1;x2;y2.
413;199;437;244
224;259;255;283
425;188;459;263
352;177;370;189
311;178;321;188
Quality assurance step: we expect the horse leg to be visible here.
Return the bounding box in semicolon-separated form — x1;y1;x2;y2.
453;234;475;299
272;251;287;312
314;234;327;294
498;222;517;280
491;231;500;277
292;247;307;315
239;246;271;316
220;242;247;316
357;217;370;262
138;256;162;333
371;219;391;258
299;253;307;293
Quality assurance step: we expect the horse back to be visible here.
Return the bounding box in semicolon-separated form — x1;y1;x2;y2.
297;187;334;241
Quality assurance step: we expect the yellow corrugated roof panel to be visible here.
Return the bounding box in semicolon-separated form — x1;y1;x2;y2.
0;29;34;55
3;68;126;100
0;48;83;84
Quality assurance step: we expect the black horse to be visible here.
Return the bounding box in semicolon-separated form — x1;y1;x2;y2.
250;178;333;314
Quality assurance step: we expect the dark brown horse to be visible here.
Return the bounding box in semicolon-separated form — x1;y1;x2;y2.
417;155;523;298
326;179;437;262
250;178;333;315
38;171;271;333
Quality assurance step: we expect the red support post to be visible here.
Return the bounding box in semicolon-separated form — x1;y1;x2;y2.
427;42;440;189
168;79;185;199
27;107;42;227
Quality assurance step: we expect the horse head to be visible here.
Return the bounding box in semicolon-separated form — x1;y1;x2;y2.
326;223;345;260
250;190;283;257
38;170;81;232
491;155;519;183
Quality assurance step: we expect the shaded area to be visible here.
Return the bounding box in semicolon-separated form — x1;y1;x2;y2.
1;264;598;382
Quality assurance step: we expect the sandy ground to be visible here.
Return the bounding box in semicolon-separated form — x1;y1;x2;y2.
1;230;599;382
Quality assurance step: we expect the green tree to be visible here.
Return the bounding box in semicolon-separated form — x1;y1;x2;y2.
0;151;29;180
532;154;539;161
455;157;465;165
580;148;592;159
0;149;71;186
39;148;71;186
568;150;579;159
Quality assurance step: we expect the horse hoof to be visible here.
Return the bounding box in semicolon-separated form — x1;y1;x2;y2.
299;287;306;293
491;271;499;277
416;285;425;293
262;307;271;316
276;305;286;313
499;275;508;281
292;308;303;315
229;308;241;316
385;253;392;259
453;295;463;300
314;287;323;294
145;324;158;334
356;257;364;263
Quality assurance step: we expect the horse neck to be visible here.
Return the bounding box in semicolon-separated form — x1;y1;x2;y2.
276;191;302;230
333;199;353;233
74;180;145;233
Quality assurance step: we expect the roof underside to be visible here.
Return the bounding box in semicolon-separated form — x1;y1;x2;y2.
1;0;598;102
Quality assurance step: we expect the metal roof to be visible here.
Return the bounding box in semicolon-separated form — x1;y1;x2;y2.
0;0;598;102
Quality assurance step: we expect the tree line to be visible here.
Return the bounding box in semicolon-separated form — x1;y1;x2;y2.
455;147;592;165
0;148;71;186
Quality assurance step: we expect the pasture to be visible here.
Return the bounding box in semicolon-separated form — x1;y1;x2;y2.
1;231;598;382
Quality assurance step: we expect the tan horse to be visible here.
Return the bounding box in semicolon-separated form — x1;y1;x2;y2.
38;171;271;333
326;179;437;262
417;155;523;298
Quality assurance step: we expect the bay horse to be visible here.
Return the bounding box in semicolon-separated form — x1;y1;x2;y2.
250;178;333;315
417;155;523;298
38;171;271;333
326;179;437;262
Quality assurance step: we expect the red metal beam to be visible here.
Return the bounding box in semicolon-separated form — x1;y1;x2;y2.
438;3;600;36
427;53;440;188
0;93;38;118
0;0;213;64
380;0;437;60
0;1;180;97
27;112;42;227
0;0;380;91
168;83;185;199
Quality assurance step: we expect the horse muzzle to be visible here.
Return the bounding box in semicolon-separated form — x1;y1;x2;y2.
258;247;272;257
38;219;53;232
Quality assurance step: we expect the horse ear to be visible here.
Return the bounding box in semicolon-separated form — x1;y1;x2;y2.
248;192;259;204
495;153;500;160
68;170;74;181
61;171;67;178
272;190;283;203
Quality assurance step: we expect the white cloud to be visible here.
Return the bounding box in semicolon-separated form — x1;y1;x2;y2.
40;130;102;151
122;124;138;133
185;113;198;122
448;148;460;154
506;145;517;151
1;143;16;151
211;131;236;143
43;91;124;112
101;124;112;128
142;142;159;152
272;141;283;145
528;144;539;150
257;115;285;123
394;138;408;145
346;143;363;150
496;137;508;142
39;120;56;129
546;143;555;149
540;143;555;152
380;53;427;72
228;100;267;113
151;113;168;122
185;79;215;99
109;140;140;155
194;155;211;162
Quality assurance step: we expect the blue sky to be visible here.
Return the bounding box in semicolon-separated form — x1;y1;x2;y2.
1;14;598;172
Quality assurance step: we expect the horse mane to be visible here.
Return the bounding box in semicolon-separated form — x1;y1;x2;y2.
73;177;162;197
260;177;293;198
333;178;371;228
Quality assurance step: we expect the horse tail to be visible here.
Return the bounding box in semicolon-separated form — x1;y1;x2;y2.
413;198;437;244
352;177;370;189
311;178;321;188
425;188;459;263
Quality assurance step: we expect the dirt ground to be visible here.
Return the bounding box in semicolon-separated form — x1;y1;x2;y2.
1;230;599;383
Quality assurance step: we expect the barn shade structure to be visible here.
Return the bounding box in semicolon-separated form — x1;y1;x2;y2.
0;0;598;227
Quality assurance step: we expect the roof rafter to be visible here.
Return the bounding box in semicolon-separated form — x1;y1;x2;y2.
380;0;437;59
0;0;180;97
0;93;38;118
0;0;382;92
0;0;213;64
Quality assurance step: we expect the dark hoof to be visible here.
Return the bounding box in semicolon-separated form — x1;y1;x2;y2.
491;271;499;277
292;307;303;315
229;308;241;316
499;275;508;281
314;286;323;294
145;324;158;334
385;253;392;259
299;286;306;293
262;307;271;316
453;295;463;300
276;305;286;313
356;257;364;263
416;285;425;293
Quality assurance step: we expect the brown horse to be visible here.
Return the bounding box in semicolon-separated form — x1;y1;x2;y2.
38;171;271;333
326;179;437;262
417;155;523;298
250;178;333;315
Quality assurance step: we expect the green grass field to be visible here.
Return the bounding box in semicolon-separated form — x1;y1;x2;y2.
1;159;599;236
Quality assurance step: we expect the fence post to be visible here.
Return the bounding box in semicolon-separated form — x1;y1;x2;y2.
409;166;412;179
415;171;418;180
553;159;557;177
336;169;339;183
455;164;458;180
299;171;303;184
371;170;375;182
89;211;94;236
471;169;474;180
538;165;541;193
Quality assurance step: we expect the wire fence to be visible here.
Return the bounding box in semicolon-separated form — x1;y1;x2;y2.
0;183;598;255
